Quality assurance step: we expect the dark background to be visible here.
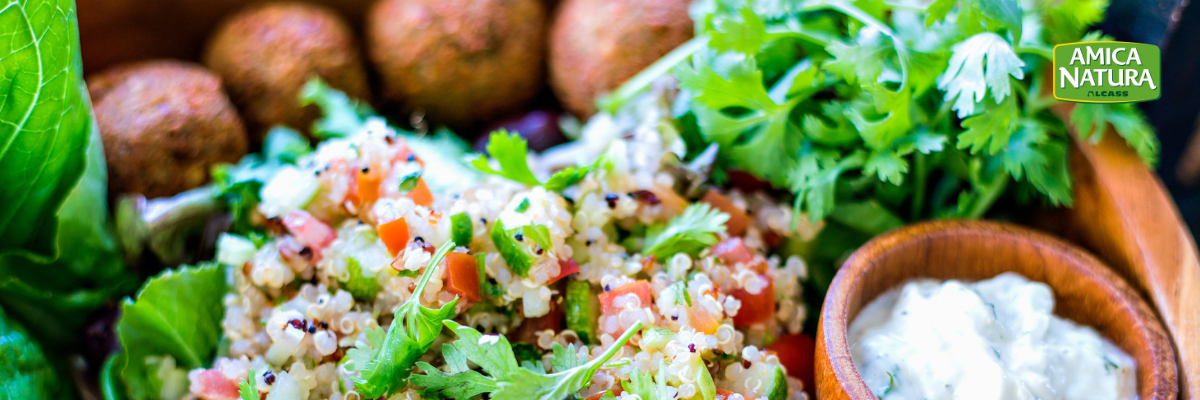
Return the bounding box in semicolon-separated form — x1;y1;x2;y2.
1109;0;1200;238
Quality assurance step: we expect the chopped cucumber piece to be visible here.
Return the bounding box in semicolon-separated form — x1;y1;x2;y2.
765;365;789;400
343;257;378;301
259;166;320;217
489;219;551;277
640;327;675;351
450;212;474;247
565;281;597;343
216;233;257;266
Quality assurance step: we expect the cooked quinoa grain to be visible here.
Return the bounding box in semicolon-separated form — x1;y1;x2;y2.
189;83;814;400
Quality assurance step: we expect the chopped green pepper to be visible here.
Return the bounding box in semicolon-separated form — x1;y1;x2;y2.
450;212;474;247
565;280;597;344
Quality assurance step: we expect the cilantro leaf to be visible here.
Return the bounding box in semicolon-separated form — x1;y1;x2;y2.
420;321;643;400
298;77;375;139
708;7;768;54
621;367;671;400
412;344;499;399
346;241;460;398
958;94;1020;154
473;130;593;191
1070;103;1159;167
938;32;1025;118
1001;121;1073;205
823;36;892;86
926;0;1023;39
789;149;867;222
239;369;258;400
472;130;542;186
677;52;811;184
543;165;592;192
546;342;587;372
643;203;730;259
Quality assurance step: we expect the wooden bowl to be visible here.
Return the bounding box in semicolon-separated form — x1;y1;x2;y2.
815;219;1178;400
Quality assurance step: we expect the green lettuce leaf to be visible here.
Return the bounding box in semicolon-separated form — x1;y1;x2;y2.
0;304;76;399
0;0;94;258
0;126;135;349
114;263;227;400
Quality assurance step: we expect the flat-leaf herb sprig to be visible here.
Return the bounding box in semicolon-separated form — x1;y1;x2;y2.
605;0;1157;224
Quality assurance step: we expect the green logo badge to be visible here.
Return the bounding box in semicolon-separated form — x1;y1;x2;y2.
1053;41;1160;103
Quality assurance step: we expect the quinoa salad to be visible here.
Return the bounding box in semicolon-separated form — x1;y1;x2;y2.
179;85;815;400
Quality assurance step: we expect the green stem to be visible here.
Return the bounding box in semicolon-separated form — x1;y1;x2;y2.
910;152;927;219
597;36;707;113
411;241;456;303
765;25;834;47
811;0;911;84
570;321;643;380
966;173;1009;219
1015;46;1053;61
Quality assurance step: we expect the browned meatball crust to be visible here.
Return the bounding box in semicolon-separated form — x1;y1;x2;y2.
366;0;546;128
549;0;693;118
204;2;369;139
89;60;249;198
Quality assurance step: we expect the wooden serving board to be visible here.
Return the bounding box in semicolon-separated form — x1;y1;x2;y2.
1041;107;1200;400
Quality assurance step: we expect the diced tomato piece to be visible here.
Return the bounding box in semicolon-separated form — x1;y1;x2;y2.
716;389;738;398
404;179;434;207
585;386;625;400
189;369;240;400
392;142;425;167
282;210;335;251
548;258;579;284
731;277;775;326
688;303;720;334
713;237;755;265
442;252;481;302
377;217;409;256
767;333;817;399
598;280;652;315
701;190;750;236
356;168;382;205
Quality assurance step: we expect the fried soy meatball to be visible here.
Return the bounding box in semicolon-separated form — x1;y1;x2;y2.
89;60;249;198
366;0;546;128
549;0;693;118
204;2;369;138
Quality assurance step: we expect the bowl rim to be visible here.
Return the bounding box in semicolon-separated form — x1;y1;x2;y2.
817;219;1178;399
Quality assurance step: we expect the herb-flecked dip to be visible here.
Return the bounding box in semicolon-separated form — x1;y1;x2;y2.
848;273;1137;400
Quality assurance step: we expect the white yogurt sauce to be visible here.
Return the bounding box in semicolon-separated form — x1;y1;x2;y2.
848;272;1136;400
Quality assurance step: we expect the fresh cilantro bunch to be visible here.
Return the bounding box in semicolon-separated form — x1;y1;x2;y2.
604;0;1158;228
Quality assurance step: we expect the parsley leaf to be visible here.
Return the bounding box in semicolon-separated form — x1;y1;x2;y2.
472;130;594;191
1070;102;1159;167
239;369;258;400
345;241;460;398
938;32;1025;117
958;94;1021;154
416;321;643;400
621;367;672;400
472;130;542;186
643;203;730;259
411;344;499;399
298;77;375;139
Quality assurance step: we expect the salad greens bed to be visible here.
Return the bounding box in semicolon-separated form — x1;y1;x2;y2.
0;0;1159;398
